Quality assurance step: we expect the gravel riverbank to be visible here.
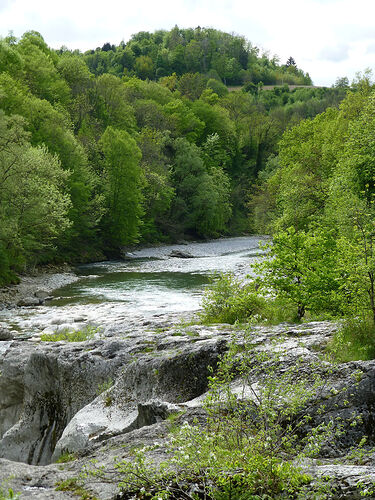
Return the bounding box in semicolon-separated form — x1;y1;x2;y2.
0;266;80;309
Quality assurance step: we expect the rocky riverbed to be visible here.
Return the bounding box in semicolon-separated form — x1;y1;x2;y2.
1;319;375;499
0;236;264;339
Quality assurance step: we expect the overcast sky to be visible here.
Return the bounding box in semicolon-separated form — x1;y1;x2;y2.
0;0;374;86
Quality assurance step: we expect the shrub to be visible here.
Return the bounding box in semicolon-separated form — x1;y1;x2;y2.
328;316;375;362
110;332;341;499
200;272;299;325
200;272;266;324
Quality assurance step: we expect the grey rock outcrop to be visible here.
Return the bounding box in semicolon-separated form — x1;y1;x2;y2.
0;339;133;465
51;335;226;461
308;464;375;499
2;321;375;499
0;328;227;466
51;397;139;461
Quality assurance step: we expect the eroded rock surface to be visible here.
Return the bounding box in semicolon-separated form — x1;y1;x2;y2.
0;339;133;464
0;324;228;467
1;321;375;499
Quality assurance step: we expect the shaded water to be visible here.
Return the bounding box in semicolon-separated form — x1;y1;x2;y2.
0;236;265;336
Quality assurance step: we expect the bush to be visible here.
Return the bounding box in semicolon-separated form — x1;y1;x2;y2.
110;331;339;499
328;316;375;362
200;273;266;324
200;272;300;325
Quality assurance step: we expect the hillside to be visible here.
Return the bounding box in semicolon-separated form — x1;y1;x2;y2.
80;26;312;86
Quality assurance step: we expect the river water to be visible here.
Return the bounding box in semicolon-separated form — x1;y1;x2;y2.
0;236;265;337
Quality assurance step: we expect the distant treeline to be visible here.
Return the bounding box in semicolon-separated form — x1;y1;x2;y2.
78;26;312;86
0;28;349;285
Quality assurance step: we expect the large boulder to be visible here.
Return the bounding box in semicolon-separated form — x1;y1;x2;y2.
51;335;226;461
51;396;138;461
17;297;41;307
0;339;132;465
169;249;194;258
0;328;227;466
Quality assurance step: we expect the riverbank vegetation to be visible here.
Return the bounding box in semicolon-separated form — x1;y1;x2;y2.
2;24;374;370
40;325;98;342
0;28;349;286
201;71;375;362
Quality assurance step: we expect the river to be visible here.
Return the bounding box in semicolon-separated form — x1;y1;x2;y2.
0;236;265;338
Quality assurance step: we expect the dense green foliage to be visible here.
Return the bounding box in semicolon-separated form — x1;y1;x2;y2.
81;26;312;86
199;72;375;362
200;273;267;324
254;228;340;320
0;28;349;284
228;74;375;359
329;317;375;362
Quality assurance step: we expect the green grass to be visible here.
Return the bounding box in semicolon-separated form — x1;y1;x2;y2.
96;378;113;395
166;410;186;432
328;316;375;362
171;330;183;336
56;451;77;463
55;478;98;499
0;487;19;500
40;325;98;342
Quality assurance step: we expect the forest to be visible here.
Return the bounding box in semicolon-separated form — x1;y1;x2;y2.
0;27;350;286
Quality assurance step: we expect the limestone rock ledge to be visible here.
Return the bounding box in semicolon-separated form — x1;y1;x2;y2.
1;321;375;499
